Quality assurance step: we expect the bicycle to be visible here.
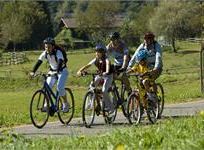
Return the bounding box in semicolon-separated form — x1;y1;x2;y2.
82;72;117;128
126;73;160;124
111;70;130;118
30;72;74;128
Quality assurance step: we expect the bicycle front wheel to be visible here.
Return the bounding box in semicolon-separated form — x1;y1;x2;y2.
127;93;141;125
156;83;164;118
82;91;96;128
57;88;75;125
30;90;49;129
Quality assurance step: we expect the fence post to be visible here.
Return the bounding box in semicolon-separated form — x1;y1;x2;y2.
201;42;204;93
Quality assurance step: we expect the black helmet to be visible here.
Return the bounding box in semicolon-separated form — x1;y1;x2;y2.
95;43;106;53
43;37;55;45
109;32;120;40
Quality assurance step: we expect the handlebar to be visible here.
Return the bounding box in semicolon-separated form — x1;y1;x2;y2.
31;72;58;79
81;71;101;77
126;72;151;78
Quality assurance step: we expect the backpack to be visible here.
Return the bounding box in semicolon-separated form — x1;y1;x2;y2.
45;45;68;64
54;45;68;64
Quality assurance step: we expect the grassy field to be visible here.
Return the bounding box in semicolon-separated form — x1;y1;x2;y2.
0;115;204;149
0;41;202;127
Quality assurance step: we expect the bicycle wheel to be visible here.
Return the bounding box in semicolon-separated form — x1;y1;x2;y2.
82;91;96;128
103;89;117;124
156;83;164;118
146;98;159;124
30;90;49;128
57;88;75;125
121;87;129;117
127;93;141;125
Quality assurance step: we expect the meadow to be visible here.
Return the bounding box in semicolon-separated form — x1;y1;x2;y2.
0;41;202;127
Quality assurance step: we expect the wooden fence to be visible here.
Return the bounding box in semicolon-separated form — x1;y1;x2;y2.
0;52;27;66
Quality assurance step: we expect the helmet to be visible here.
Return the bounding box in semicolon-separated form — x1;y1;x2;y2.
144;32;155;40
43;37;55;45
137;49;148;62
109;32;120;40
95;43;106;52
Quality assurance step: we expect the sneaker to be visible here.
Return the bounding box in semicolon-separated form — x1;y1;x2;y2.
62;103;69;113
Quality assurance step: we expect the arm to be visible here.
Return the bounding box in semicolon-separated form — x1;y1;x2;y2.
104;59;111;75
122;54;129;69
121;43;129;69
31;51;45;74
56;50;65;72
32;60;42;73
127;44;143;69
77;58;95;76
154;42;162;70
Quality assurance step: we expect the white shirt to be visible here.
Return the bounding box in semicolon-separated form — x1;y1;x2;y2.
38;50;64;70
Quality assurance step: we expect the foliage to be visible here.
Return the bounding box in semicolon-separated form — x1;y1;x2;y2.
55;28;73;48
74;1;121;42
1;116;204;149
0;1;50;50
149;1;202;52
121;4;156;46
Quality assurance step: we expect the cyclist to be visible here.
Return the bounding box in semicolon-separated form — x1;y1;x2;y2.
30;37;69;112
106;32;131;96
128;32;163;101
77;43;114;113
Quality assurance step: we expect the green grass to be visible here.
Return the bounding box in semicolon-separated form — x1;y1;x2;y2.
0;115;204;149
0;41;202;127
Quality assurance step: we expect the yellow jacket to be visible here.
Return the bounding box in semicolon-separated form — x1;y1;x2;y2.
131;64;148;74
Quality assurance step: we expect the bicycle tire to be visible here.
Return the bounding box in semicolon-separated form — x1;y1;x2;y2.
146;98;159;124
156;83;164;119
82;91;96;128
121;87;129;117
30;90;49;129
57;88;75;125
127;93;141;125
103;89;118;124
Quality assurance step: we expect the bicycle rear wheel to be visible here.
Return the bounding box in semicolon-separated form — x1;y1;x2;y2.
127;93;141;125
103;90;117;124
57;88;75;125
30;90;49;128
82;91;96;128
146;98;159;124
156;83;164;118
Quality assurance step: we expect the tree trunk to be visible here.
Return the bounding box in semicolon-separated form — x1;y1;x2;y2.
171;38;177;53
13;42;16;52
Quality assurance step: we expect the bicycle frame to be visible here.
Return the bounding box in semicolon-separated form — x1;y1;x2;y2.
41;74;59;110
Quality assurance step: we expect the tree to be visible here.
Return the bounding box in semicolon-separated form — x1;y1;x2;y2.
149;1;202;52
121;4;156;46
54;1;77;34
74;1;120;42
0;1;49;50
55;27;73;48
